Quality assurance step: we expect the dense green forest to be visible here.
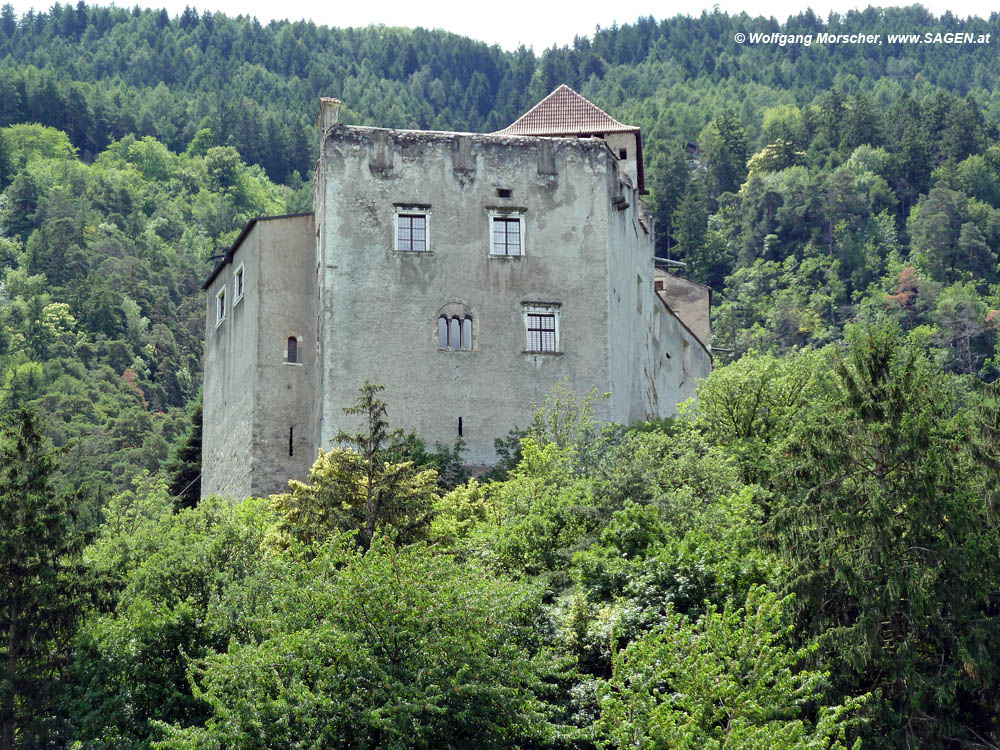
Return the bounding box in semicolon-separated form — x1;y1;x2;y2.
2;3;1000;748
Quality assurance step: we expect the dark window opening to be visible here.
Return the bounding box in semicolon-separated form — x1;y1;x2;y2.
458;417;463;437
289;426;294;456
287;336;298;363
618;148;627;159
438;315;473;350
496;188;512;198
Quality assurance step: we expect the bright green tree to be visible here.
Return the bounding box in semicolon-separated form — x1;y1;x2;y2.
596;588;866;750
270;381;439;550
155;535;556;749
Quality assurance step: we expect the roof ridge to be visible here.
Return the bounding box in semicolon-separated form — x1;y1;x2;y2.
493;84;638;137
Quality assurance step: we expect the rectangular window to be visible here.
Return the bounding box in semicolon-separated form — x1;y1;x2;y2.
490;215;523;256
526;313;556;351
234;263;245;304
215;286;226;326
523;303;560;353
395;212;428;252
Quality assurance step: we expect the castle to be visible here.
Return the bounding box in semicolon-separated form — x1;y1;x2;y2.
201;85;712;500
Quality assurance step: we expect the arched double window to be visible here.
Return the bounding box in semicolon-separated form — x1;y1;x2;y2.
438;315;472;350
436;303;474;351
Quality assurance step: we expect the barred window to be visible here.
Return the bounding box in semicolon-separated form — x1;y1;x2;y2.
396;213;428;252
526;313;556;352
522;304;559;353
286;336;298;363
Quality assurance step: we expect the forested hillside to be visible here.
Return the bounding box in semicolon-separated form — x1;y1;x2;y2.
2;4;1000;748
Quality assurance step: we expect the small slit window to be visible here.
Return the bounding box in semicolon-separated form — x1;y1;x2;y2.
285;336;302;364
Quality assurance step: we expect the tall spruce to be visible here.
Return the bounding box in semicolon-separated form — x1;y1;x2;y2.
773;324;1000;747
0;410;84;750
164;393;202;508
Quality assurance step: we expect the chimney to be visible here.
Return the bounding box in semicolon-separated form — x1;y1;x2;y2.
317;97;341;132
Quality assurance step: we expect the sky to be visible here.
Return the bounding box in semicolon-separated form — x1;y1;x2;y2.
4;0;999;51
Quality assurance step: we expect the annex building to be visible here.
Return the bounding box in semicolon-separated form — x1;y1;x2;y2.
201;85;713;500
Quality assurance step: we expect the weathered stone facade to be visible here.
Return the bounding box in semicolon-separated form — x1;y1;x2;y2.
201;91;712;500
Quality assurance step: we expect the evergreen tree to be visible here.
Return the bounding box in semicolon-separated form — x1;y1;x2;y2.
0;410;84;750
164;392;202;508
699;107;749;204
271;381;439;550
774;324;1000;746
672;179;708;263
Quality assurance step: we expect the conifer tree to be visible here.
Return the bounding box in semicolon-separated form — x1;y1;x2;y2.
0;410;84;750
774;324;1000;746
164;393;202;508
270;381;438;550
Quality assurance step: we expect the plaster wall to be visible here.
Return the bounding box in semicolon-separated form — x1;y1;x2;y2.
602;162;711;423
201;214;316;500
654;267;711;348
202;228;259;499
603;132;640;189
316;126;617;463
250;214;317;497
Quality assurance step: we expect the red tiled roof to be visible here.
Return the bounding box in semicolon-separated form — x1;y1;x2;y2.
494;84;639;136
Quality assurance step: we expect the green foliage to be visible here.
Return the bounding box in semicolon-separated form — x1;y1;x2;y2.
163;392;201;508
774;322;1000;746
700;107;749;204
385;431;470;491
2;9;1000;747
0;410;85;749
479;440;600;583
0;124;77;172
72;492;274;748
595;588;866;750
0;122;296;493
154;535;556;749
687;348;830;485
270;381;439;550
